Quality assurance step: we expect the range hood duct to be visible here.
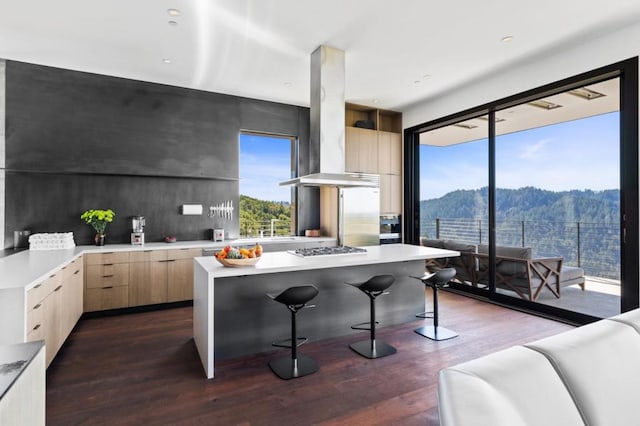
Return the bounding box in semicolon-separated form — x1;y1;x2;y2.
280;45;379;188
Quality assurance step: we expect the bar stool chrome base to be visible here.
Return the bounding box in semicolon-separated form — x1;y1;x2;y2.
414;325;458;341
349;339;397;359
269;355;319;380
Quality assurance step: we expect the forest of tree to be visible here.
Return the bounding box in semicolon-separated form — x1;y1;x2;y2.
420;187;621;279
239;195;292;237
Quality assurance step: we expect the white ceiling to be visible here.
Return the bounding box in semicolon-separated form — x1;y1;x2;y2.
2;0;640;111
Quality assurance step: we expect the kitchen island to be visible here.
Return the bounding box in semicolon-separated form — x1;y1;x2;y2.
193;243;459;379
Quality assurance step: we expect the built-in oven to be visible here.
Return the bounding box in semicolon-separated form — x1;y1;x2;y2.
380;215;402;244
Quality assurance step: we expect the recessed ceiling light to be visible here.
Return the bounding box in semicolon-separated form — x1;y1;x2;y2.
283;82;292;87
162;58;172;64
372;99;379;104
167;8;181;16
478;116;506;123
501;35;514;43
569;87;606;100
168;20;178;26
414;80;421;84
527;99;562;110
422;74;432;79
453;122;478;130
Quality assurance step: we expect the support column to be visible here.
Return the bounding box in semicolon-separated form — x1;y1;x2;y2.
0;59;5;248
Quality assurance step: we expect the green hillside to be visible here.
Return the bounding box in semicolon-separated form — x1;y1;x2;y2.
420;187;621;279
239;195;292;237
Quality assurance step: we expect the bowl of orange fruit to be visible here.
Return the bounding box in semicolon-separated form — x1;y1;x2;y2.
214;243;263;267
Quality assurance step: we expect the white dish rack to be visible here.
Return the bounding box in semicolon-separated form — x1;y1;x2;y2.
28;232;76;250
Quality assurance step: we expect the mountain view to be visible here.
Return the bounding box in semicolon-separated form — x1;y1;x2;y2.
420;187;620;279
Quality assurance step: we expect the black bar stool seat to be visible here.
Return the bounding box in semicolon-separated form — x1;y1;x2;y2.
411;267;458;341
346;274;397;359
266;285;319;379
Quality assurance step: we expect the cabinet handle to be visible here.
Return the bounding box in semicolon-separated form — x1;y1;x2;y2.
158;259;176;263
104;263;114;266
144;250;153;253
49;274;56;278
74;270;80;275
103;252;114;255
33;303;42;310
33;324;41;331
102;274;114;278
54;285;63;292
102;286;114;289
33;283;42;289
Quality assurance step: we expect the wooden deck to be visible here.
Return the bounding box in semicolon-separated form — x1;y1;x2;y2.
46;292;573;425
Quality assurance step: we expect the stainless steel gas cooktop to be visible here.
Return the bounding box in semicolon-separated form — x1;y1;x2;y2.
288;246;367;257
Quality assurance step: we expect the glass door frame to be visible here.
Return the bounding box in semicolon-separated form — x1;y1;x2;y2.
404;57;639;324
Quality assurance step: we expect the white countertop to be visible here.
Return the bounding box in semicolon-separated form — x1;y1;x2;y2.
195;244;459;278
0;237;335;291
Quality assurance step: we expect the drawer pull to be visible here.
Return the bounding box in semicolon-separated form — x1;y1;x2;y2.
49;274;56;278
103;252;114;255
144;250;153;253
102;286;114;289
102;274;115;278
159;259;176;263
104;263;114;266
33;284;42;289
32;324;41;331
74;270;80;275
33;303;42;310
54;285;63;292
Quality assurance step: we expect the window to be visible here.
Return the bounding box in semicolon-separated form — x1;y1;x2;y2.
239;132;297;237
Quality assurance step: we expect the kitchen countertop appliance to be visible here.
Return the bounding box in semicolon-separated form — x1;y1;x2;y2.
131;216;145;245
380;215;401;244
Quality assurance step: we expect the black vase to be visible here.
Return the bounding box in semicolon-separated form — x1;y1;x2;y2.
94;234;105;246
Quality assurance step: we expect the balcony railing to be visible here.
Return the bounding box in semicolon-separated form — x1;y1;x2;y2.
421;217;620;280
240;218;293;238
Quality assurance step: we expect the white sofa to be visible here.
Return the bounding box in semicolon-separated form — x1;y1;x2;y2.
438;309;640;426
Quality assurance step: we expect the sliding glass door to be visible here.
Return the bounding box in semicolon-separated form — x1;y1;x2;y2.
494;78;621;317
406;59;638;322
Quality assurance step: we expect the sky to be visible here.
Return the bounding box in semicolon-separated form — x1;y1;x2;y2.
419;111;620;200
239;133;293;202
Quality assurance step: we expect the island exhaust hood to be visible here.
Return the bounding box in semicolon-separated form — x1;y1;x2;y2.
280;46;379;188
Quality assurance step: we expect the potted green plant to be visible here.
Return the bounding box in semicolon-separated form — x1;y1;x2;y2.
80;209;116;246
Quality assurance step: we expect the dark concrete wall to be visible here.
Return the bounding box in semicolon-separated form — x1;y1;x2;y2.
3;61;317;247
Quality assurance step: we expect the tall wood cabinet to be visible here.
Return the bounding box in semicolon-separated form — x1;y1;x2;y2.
345;103;402;215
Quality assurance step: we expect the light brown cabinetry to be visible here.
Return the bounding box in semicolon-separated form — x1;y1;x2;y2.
84;248;201;311
60;257;83;341
84;252;130;312
345;126;378;174
26;256;84;367
377;131;402;175
129;250;169;307
345;103;402;215
380;174;402;215
167;248;201;302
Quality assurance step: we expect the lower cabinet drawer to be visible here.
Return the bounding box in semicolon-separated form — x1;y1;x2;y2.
26;304;44;333
86;264;129;288
26;323;44;342
85;286;129;312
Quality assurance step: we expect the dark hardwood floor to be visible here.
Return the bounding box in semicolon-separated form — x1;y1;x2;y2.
46;292;573;425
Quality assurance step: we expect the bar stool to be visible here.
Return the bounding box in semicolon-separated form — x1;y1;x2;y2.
412;267;458;341
266;285;319;380
346;274;397;359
